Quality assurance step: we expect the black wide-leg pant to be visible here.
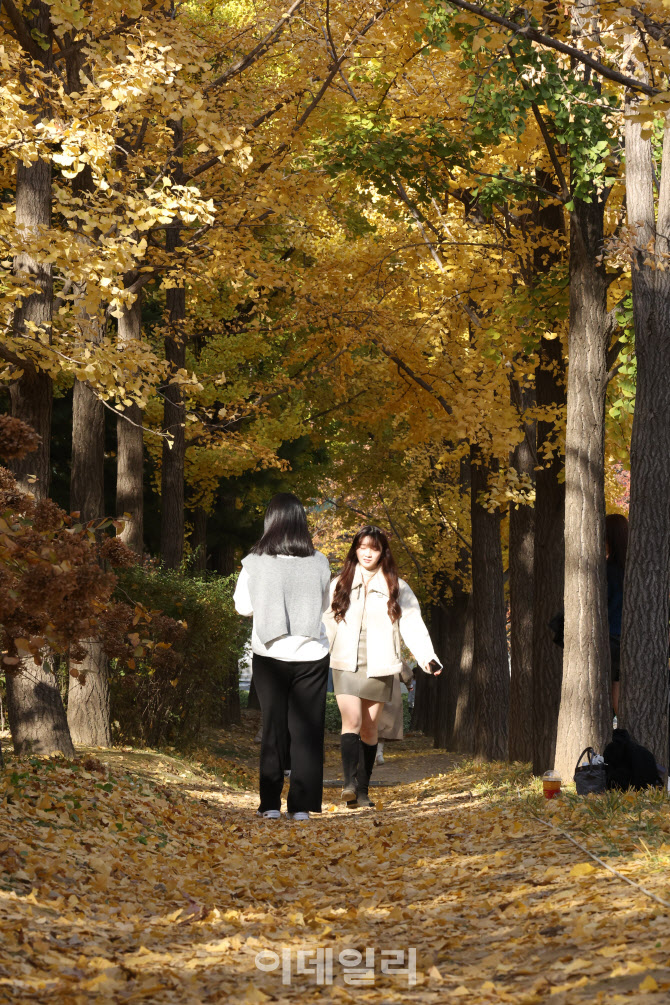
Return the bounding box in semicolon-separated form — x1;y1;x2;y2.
252;652;329;813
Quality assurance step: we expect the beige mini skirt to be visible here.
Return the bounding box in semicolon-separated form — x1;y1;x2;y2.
332;623;394;702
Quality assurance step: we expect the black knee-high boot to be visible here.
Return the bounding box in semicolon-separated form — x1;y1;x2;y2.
357;740;378;808
340;732;360;803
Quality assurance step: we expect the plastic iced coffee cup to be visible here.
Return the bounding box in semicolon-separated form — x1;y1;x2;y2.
542;770;561;799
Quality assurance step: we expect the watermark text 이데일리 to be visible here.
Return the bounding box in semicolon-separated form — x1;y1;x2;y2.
255;947;417;986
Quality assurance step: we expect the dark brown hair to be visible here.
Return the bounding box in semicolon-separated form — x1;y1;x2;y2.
331;526;401;624
605;513;628;572
250;493;315;557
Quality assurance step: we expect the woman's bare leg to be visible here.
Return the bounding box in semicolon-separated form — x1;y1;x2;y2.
337;693;363;734
360;699;383;745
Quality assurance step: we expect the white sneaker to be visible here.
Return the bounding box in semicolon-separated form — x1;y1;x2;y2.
286;811;309;821
375;752;385;765
257;809;281;819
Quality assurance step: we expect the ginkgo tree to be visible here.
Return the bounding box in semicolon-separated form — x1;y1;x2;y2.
0;0;411;752
2;0;666;772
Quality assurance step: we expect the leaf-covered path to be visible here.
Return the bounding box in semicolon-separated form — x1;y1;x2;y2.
1;725;669;1004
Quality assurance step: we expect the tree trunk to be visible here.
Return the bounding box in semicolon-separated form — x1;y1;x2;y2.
525;172;568;774
9;2;53;499
5;660;75;757
451;592;476;753
433;589;471;750
116;292;144;554
10;155;53;499
71;379;105;520
161;119;186;569
190;506;207;573
508;386;536;762
67;641;111;747
4;7;74;759
619;109;670;766
214;540;236;576
470;447;509;760
70;370;110;746
531;335;566;774
9;368;52;499
160;308;186;567
553;193;611;780
412;664;440;736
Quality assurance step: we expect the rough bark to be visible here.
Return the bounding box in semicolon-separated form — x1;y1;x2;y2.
68;44;105;528
67;641;111;747
8;3;53;499
423;452;472;751
160;119;186;569
508;385;536;763
450;593;475;753
553;192;611;780
69;361;109;747
432;588;471;750
63;47;113;747
71;379;105;520
10;154;53;498
619;108;670;766
116;292;144;554
3;6;75;759
5;659;75;758
531;338;567;774
470;448;509;760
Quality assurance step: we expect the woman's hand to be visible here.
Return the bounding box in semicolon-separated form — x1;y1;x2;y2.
422;661;442;676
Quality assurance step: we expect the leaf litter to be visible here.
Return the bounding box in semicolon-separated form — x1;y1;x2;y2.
0;737;669;1004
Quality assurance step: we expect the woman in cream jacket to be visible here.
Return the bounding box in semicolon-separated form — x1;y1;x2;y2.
324;526;441;808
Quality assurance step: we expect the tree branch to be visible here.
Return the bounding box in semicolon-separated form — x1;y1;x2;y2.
508;50;570;201
182;92;307;182
441;0;657;96
0;339;36;373
205;0;305;92
378;491;425;578
370;338;453;416
1;0;43;60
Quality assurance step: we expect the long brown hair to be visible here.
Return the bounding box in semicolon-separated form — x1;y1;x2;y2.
605;513;628;571
331;526;401;623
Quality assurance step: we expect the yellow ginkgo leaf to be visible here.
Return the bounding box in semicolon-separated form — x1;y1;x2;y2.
570;862;597;878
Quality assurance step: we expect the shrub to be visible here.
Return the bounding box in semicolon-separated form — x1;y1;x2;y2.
110;567;249;747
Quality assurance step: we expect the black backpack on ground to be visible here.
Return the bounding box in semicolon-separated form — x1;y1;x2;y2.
603;728;662;791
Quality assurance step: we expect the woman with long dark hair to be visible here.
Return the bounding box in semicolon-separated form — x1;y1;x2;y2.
606;512;628;716
325;526;441;808
234;493;331;821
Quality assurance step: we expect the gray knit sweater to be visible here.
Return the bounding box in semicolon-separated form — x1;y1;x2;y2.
241;552;331;644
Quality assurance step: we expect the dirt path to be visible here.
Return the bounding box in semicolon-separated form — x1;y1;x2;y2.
1;717;669;1003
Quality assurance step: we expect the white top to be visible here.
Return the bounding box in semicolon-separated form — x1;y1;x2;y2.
324;566;441;676
234;560;330;662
